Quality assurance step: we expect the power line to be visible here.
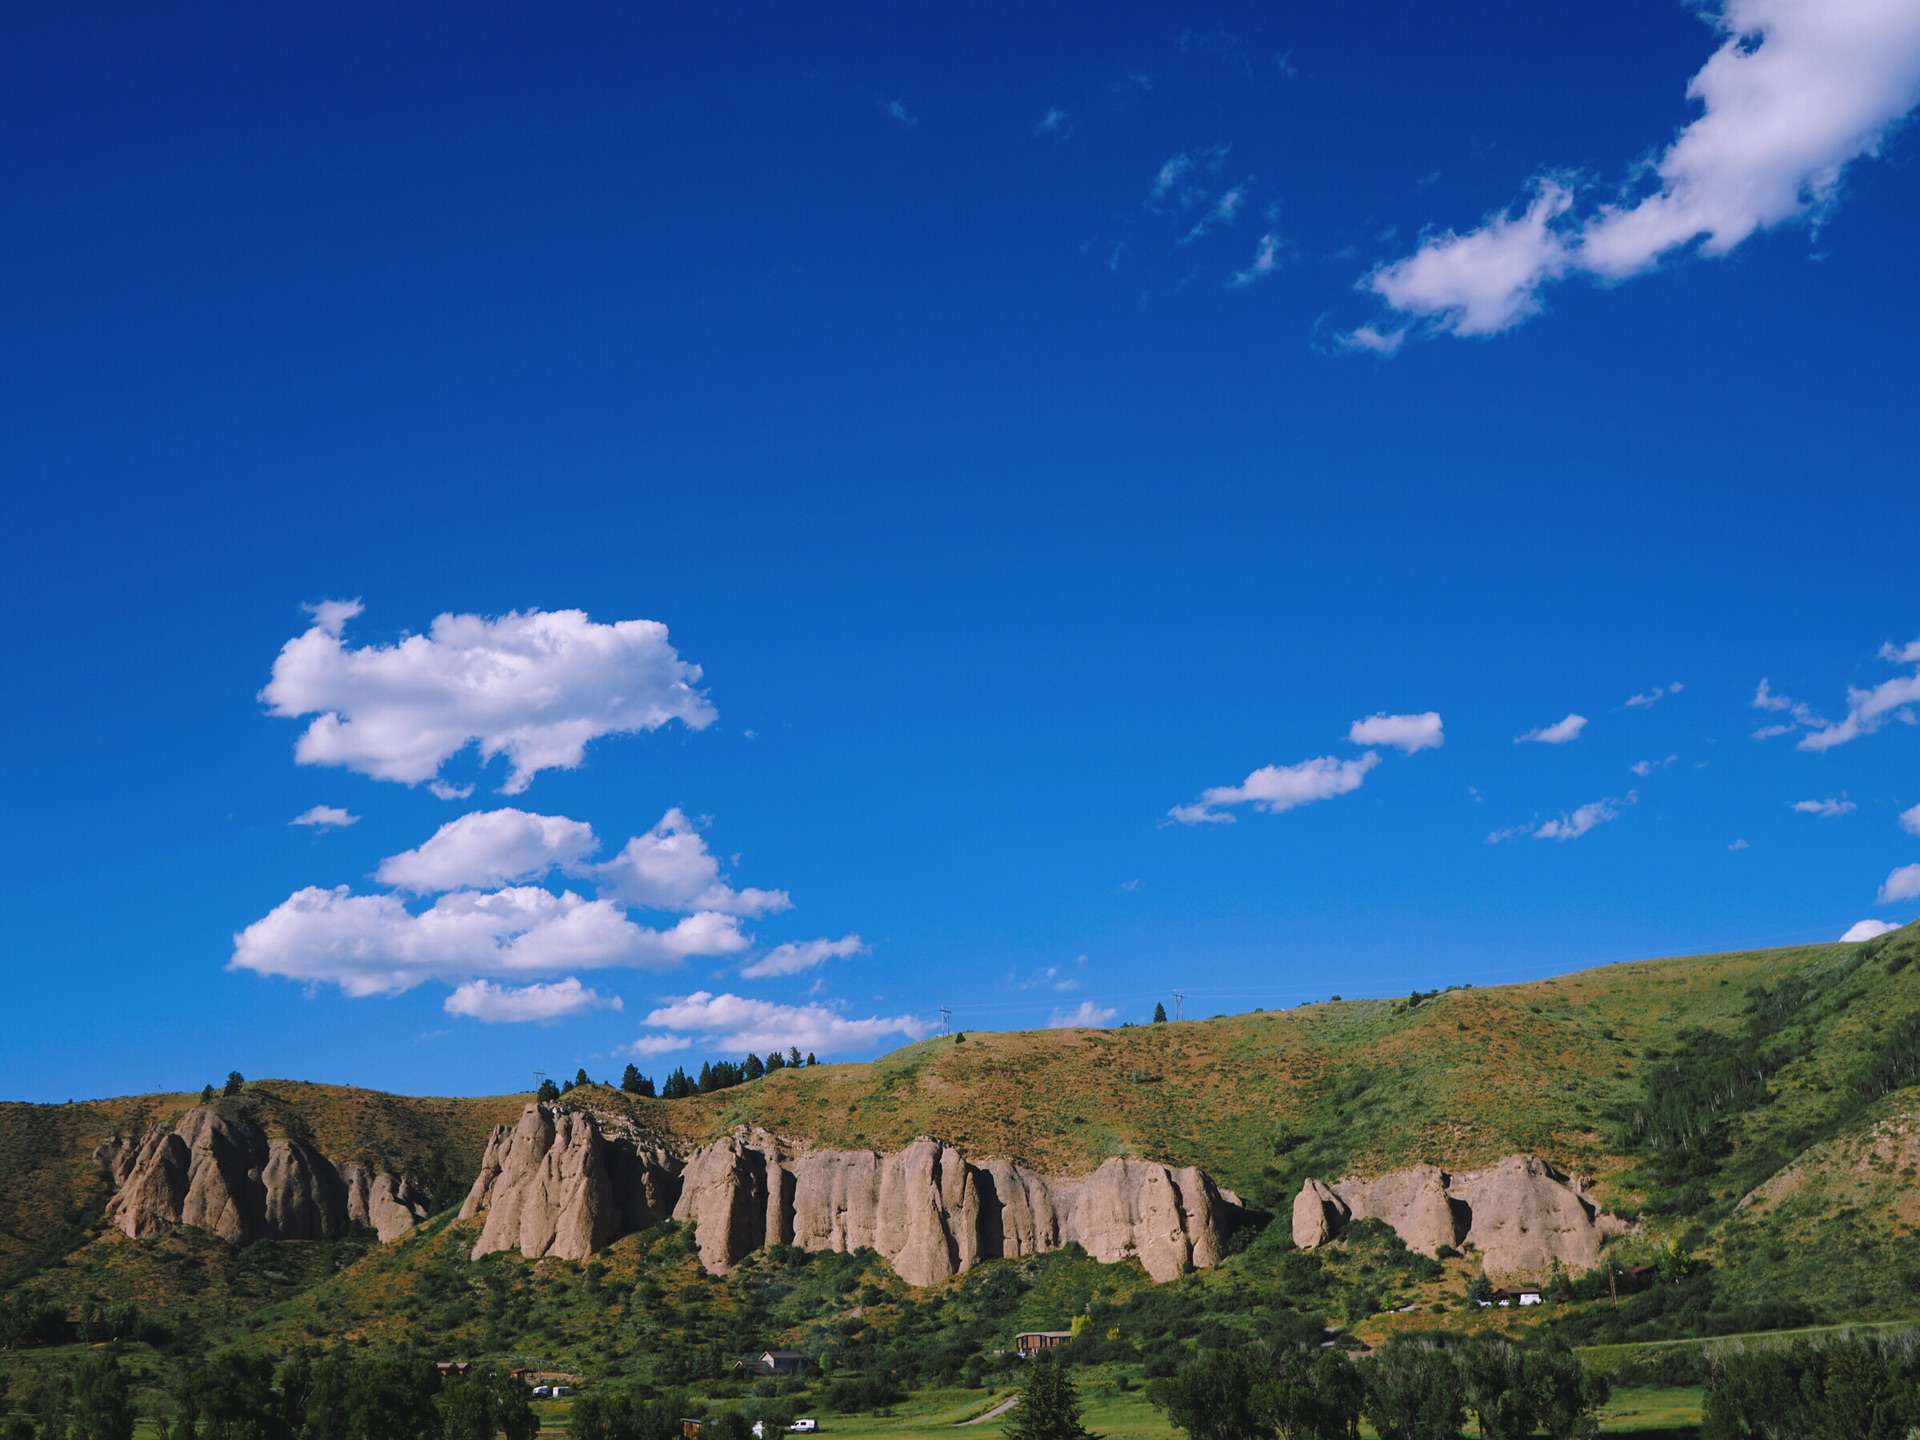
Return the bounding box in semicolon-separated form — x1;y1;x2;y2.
1172;990;1185;1022
938;1006;952;1036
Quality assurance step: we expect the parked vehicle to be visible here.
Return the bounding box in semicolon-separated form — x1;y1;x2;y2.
790;1422;818;1434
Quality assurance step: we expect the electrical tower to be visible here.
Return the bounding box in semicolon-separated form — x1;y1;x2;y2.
939;1006;952;1036
1172;991;1185;1022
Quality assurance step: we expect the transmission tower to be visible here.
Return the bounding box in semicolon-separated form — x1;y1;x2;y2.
939;1006;952;1036
1172;991;1186;1022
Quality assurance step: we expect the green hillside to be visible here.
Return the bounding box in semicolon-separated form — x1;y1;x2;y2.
3;925;1917;1432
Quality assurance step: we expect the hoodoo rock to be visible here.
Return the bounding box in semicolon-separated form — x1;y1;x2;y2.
460;1105;1239;1284
459;1104;678;1261
1291;1154;1623;1279
97;1106;429;1246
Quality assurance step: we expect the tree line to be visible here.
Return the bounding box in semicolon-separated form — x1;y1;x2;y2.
533;1052;821;1105
1148;1334;1608;1440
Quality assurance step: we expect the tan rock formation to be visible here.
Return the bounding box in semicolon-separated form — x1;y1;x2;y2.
99;1106;427;1245
460;1106;1240;1285
1290;1154;1620;1280
460;1104;678;1261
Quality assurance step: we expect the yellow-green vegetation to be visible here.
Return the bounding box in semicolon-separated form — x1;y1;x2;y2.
4;925;1920;1434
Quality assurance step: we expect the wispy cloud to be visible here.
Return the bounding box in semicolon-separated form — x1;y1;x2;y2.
1049;1000;1119;1029
1492;792;1635;843
1797;635;1920;751
1169;752;1380;826
1792;797;1856;817
739;934;865;980
1625;682;1684;708
1228;231;1284;288
1181;186;1246;244
1517;713;1587;745
1034;107;1067;137
1630;755;1678;777
1352;0;1920;344
291;805;358;830
884;98;918;128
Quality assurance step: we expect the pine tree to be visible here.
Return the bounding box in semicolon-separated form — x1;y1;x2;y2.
574;1067;590;1089
536;1077;560;1103
224;1071;245;1095
1153;1003;1168;1024
621;1063;644;1094
1005;1361;1100;1440
744;1053;765;1080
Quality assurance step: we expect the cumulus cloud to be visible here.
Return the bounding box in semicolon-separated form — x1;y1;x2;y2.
1169;752;1380;825
443;977;621;1023
591;808;791;917
1348;711;1444;753
231;886;745;998
630;1033;693;1056
1798;635;1920;751
291;805;358;829
376;809;599;892
1792;798;1856;817
634;992;927;1057
1049;1001;1120;1028
1517;714;1587;745
1841;919;1901;942
1901;803;1920;836
1356;0;1920;343
260;602;714;793
1880;864;1920;905
739;934;865;980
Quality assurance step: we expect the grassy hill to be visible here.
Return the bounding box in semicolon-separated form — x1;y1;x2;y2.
3;924;1917;1429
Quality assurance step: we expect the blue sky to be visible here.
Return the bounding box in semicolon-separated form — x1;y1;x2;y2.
3;1;1918;1102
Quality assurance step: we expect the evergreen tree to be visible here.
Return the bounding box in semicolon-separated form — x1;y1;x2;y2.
1006;1360;1100;1440
536;1077;560;1103
68;1353;136;1440
744;1053;765;1081
697;1061;714;1093
806;1053;818;1066
224;1070;245;1096
788;1047;803;1068
1153;1003;1168;1024
574;1067;591;1089
620;1063;644;1094
199;1084;215;1104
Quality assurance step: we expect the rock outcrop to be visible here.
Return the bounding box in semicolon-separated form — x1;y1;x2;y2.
460;1104;1239;1284
458;1103;678;1261
96;1106;429;1245
1291;1155;1624;1280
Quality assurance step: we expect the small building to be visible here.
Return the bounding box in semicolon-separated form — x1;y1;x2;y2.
1487;1287;1543;1307
1016;1331;1074;1357
435;1362;474;1377
681;1422;703;1440
750;1349;806;1376
1615;1263;1658;1296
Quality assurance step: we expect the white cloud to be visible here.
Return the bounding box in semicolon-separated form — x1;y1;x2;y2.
1517;713;1587;745
1901;803;1920;836
375;808;600;892
886;98;918;128
444;978;621;1023
1150;153;1195;202
591;808;790;917
1630;755;1678;777
1035;107;1067;136
1348;711;1444;753
230;885;745;997
1792;797;1856;817
635;991;927;1056
1532;792;1634;842
1728;838;1751;851
1626;683;1684;708
1363;179;1575;337
1358;0;1920;342
1229;232;1284;287
1798;637;1920;751
291;805;358;830
1169;752;1380;825
1049;1001;1119;1029
1841;919;1901;942
1182;186;1246;244
630;1033;693;1056
429;780;475;801
1880;864;1920;905
260;602;714;793
739;934;866;980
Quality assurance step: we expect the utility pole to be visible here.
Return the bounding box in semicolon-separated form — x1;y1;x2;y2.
1172;991;1185;1023
939;1006;952;1036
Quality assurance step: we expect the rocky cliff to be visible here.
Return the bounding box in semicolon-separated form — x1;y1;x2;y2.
1291;1155;1625;1279
460;1104;1238;1284
96;1105;430;1245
